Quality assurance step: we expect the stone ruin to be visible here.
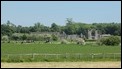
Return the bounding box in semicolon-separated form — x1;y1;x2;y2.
88;29;100;40
30;30;111;41
88;29;111;40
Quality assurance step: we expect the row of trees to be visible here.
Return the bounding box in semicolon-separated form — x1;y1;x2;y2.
2;33;58;42
1;18;121;37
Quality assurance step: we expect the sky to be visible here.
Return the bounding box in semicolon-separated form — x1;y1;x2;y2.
1;1;121;27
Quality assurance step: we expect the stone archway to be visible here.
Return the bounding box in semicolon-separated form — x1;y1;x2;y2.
88;29;99;40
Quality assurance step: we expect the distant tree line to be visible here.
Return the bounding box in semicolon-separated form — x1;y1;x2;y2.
1;18;121;38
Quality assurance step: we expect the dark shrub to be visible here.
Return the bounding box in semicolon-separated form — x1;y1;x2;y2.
98;36;121;46
52;34;58;41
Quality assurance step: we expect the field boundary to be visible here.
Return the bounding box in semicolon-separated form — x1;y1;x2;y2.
1;53;121;62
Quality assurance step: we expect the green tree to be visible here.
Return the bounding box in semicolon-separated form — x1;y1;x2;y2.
21;34;27;40
11;34;20;40
52;34;58;41
1;21;16;36
51;23;60;32
34;22;42;32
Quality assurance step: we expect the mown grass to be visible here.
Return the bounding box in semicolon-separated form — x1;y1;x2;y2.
1;43;121;62
1;43;121;54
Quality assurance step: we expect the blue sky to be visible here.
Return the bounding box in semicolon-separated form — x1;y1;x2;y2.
1;1;121;27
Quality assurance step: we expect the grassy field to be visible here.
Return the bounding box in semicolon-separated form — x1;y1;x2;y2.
1;43;121;54
1;43;121;62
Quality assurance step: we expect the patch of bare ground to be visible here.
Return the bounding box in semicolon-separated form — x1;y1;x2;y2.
1;61;121;68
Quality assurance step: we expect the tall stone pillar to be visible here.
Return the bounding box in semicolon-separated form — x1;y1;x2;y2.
88;30;92;39
95;30;98;40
